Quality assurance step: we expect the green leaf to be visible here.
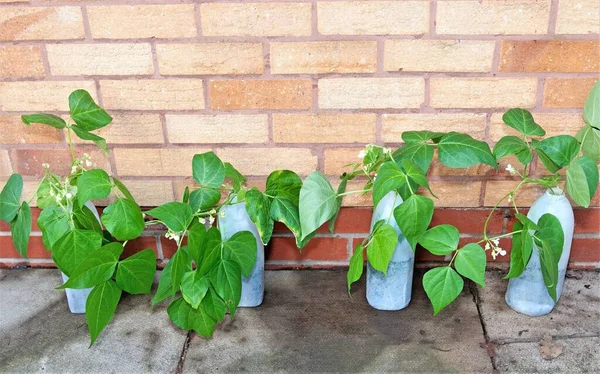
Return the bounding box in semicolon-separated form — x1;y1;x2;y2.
222;231;257;277
70;125;108;154
52;229;103;276
116;249;156;294
532;136;580;170
210;259;242;316
86;280;121;346
538;240;559;302
102;242;125;259
182;186;190;204
195;228;222;276
493;136;532;165
112;178;136;203
77;169;112;207
583;80;600;127
367;224;398;275
72;202;102;233
422;267;464;315
36;178;56;209
181;271;210;309
245;188;274;245
192;152;225;188
566;156;599;208
502;108;545;137
454;243;486;287
347;244;364;292
329;173;349;234
0;174;23;222
202;287;227;321
224;162;246;191
265;170;303;245
402;131;445;143
418;224;460;256
21;113;66;129
169;248;191;294
10;201;31;257
101;198;145;241
438;132;497;168
270;197;301;245
69;89;112;131
393;143;434;173
189;188;221;212
299;172;338;240
393;195;434;251
187;224;207;265
372;161;405;206
400;159;436;197
167;297;217;337
37;206;70;250
534;213;564;262
576;125;600;162
59;249;118;289
515;213;539;230
146;202;193;232
152;259;178;306
505;221;533;279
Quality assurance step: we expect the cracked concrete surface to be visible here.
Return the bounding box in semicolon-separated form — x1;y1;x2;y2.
0;268;597;373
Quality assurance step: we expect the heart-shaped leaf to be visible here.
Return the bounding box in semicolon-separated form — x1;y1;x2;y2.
69;89;112;131
422;266;464;315
502;108;545;137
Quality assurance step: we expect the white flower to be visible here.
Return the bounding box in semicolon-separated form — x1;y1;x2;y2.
71;165;77;174
505;164;517;175
499;249;507;256
172;235;180;242
373;173;377;182
492;238;500;246
199;217;206;224
208;216;215;225
85;160;92;167
65;193;72;199
383;147;392;155
83;153;90;159
49;189;55;196
357;150;367;159
42;163;50;169
507;194;513;203
220;210;226;218
485;242;490;250
55;196;61;203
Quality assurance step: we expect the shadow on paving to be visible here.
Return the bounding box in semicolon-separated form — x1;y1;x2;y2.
182;270;492;373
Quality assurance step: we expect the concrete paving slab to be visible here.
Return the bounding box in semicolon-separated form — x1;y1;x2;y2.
0;269;187;374
495;337;600;373
183;270;492;373
478;270;600;343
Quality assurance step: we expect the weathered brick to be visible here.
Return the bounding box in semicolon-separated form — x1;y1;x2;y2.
0;150;12;177
319;78;424;109
430;78;538;108
0;6;84;41
0;46;44;78
499;41;600;73
543;78;597;108
489;113;586;141
273;114;376;143
117;179;174;207
0;115;62;144
436;0;551;35
88;5;196;39
72;114;164;144
271;41;377;74
200;3;312;36
166;114;268;143
0;81;96;111
47;43;154;76
384;40;495;72
423;181;483;207
114;148;206;177
210;80;312;110
382;113;487;142
323;147;364;175
12;148;110;177
556;0;600;34
216;148;317;176
100;79;204;110
484;180;545;207
267;237;348;261
157;43;264;75
317;1;429;35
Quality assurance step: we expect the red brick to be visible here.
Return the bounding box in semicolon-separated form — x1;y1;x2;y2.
570;238;600;263
160;236;182;260
574;209;600;233
267;237;348;261
0;235;51;259
0;207;41;232
431;209;504;235
122;236;159;260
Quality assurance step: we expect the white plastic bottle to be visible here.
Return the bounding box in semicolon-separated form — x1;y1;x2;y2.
505;188;575;316
218;200;264;307
366;191;415;311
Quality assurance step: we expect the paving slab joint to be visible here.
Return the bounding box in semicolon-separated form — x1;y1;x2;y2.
494;333;600;346
469;281;499;372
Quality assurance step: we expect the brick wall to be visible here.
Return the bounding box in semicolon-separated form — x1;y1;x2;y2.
0;0;598;269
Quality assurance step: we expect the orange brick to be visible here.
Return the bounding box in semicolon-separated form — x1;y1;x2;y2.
556;0;600;34
317;1;429;35
273;114;376;143
499;41;600;73
424;181;483;207
483;180;545;207
114;148;207;177
166;114;268;144
12;148;111;177
323;147;364;176
543;78;597;108
88;5;196;39
382;113;487;142
0;115;62;144
0;81;97;111
384;40;495;73
270;41;377;74
210;80;312;110
47;44;154;76
267;237;349;261
72;114;164;144
0;236;51;259
157;43;264;75
0;7;84;41
319;78;424;109
216;148;318;176
430;78;538;108
431;209;504;235
436;0;551;35
100;79;204;110
200;3;311;37
0;46;44;78
489;113;586;141
0;150;12;177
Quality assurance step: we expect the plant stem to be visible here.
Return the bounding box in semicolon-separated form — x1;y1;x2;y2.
337;188;371;197
66;127;76;162
477;230;523;244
